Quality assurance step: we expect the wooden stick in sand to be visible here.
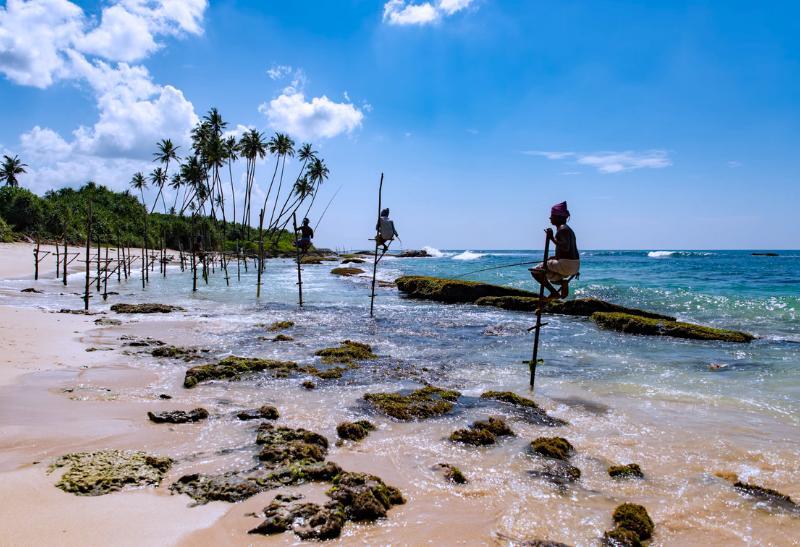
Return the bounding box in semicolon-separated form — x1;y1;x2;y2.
293;212;303;307
256;208;265;298
530;233;551;390
369;173;384;318
83;200;92;311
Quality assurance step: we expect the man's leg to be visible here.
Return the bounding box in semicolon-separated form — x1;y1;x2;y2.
530;267;560;298
559;280;569;299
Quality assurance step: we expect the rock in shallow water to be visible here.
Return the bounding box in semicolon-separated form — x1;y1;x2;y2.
110;303;184;314
435;463;468;484
480;391;567;427
236;405;279;421
249;495;346;540
49;450;172;496
147;408;209;424
592;312;754;343
608;463;644;479
530;437;574;461
183;356;300;388
364;385;460;420
336;420;375;441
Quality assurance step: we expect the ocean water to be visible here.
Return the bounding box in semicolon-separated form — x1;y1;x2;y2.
2;247;799;544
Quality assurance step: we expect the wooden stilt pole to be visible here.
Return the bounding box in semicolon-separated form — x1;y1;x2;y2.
55;243;60;279
96;238;101;291
103;246;109;301
116;232;122;283
369;174;384;318
63;239;68;286
84;201;92;311
256;209;265;299
191;214;198;292
530;234;551;390
293;212;303;307
33;237;40;280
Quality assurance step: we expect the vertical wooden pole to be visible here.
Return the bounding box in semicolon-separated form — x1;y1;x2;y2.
293;212;303;308
256;208;265;299
84;201;92;311
63;239;68;286
103;246;109;301
369;173;384;318
55;243;60;279
96;238;101;291
116;233;121;283
191;214;198;292
34;238;40;280
530;234;551;390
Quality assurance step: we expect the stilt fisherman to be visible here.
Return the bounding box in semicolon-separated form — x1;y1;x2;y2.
530;201;580;299
295;217;314;252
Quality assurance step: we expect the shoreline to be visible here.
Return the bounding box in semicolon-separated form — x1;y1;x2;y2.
0;242;798;545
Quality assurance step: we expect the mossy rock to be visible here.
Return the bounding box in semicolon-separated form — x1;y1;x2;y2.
256;423;329;466
480;391;567;427
300;256;324;264
326;471;405;522
237;405;280;421
336;420;376;442
266;320;294;331
611;503;654;542
608;463;644;479
272;334;294;342
603;527;642;546
364;386;461;420
151;345;199;360
110;303;184;314
476;296;674;320
529;459;582;486
301;380;316;389
531;437;574;460
314;340;377;364
148;408;208;424
171;471;265;504
184;356;300;388
304;365;348;379
450;428;496;446
435;463;467;484
330;267;365;277
395;275;537;304
472;416;514;436
733;481;800;513
341;258;366;264
592;312;754;343
249;496;345;540
50;450;172;496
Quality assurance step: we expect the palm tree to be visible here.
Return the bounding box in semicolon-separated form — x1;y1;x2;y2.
264;132;295;228
0;155;27;187
130;172;147;206
149;167;167;213
153;139;180;211
272;143;316;228
130;172;148;287
169;173;182;213
303;157;330;218
238;129;267;235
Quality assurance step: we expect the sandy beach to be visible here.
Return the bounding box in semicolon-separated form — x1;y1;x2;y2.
0;242;798;546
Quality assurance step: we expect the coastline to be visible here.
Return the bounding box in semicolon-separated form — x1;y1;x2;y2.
0;242;798;545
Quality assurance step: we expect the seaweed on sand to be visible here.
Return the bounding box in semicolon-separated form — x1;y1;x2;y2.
314;340;377;364
183;356;300;388
591;312;754;343
49;450;172;496
364;386;461;420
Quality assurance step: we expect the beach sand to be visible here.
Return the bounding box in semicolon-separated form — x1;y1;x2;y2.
0;242;798;546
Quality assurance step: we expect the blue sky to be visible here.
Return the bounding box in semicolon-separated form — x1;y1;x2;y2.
1;0;798;249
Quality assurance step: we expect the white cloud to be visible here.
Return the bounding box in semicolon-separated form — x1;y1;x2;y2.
267;64;293;80
524;149;672;174
260;88;364;141
382;0;474;26
728;160;742;168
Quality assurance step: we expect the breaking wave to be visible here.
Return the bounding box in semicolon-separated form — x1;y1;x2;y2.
452;250;486;261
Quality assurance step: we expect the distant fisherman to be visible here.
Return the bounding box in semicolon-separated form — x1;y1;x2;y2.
375;208;399;252
530;201;580;299
295;217;314;252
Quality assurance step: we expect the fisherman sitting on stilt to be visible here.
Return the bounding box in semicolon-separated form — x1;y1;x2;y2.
295;217;314;253
375;208;399;253
530;201;580;299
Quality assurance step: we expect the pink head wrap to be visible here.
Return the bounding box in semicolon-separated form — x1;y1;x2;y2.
550;201;570;218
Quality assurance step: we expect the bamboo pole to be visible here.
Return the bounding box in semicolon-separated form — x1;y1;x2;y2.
63;239;68;286
369;173;384;318
191;214;198;292
256;208;265;299
84;201;92;311
293;212;303;307
55;243;60;279
530;234;551;390
96;238;101;291
103;246;109;301
33;238;40;280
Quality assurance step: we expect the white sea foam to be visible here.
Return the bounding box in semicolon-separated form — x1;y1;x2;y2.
648;250;676;258
452;250;485;261
422;246;445;258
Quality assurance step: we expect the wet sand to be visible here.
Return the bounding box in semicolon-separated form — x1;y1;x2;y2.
0;243;798;546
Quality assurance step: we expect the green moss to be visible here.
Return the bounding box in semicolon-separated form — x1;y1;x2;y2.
449;428;496;446
341;258;365;264
111;303;184;314
183;356;300;388
531;437;574;460
608;464;644;479
301;380;316;389
395;275;537;304
336;420;376;441
476;296;675;320
480;391;567;427
603;527;642;546
592;312;754;343
50;450;172;496
151;345;199;360
611;503;654;542
271;334;294;342
326;471;405;522
472;416;514;436
330;267;365;277
0;217;13;242
256;423;329;466
300;256;323;264
314;340;377;364
266;320;294;331
436;463;467;484
364;385;460;420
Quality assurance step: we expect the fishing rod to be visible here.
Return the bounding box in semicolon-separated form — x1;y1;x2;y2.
314;185;342;231
452;259;539;279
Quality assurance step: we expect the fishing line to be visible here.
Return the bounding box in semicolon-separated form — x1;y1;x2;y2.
452;259;540;279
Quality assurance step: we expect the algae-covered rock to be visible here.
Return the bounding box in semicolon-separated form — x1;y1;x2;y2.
529;459;582;486
472;416;515;436
396;275;537;304
364;385;461;420
304;365;347;379
147;408;209;424
435;463;467;484
603;527;642;546
476;296;675;320
50;450;172;496
341;258;366;264
330;267;365;277
531;437;574;460
183;356;300;388
236;405;280;421
94;317;122;326
610;503;654;542
608;463;644;479
255;423;329;466
450;417;514;446
300;256;324;265
337;420;376;442
266;320;294;331
151;345;200;360
301;380;316;389
271;334;293;342
170;471;265;503
592;312;754;343
733;481;800;513
249;495;345;540
326;471;405;522
480;391;567;427
110;303;184;314
314;340;377;364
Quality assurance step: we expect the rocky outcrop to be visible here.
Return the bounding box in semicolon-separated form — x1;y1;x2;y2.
265;320;294;331
336;420;376;442
592;312;754;343
184;356;300;388
147;408;209;424
530;437;574;461
476;296;675;320
364;386;460;420
608;463;644;479
151;345;203;360
604;503;654;546
450;417;514;446
397;250;430;258
528;459;582;487
435;463;467;484
326;471;405;522
49;450;172;496
248;494;345;540
396;275;537;304
110;303;184;313
236;405;280;421
480;391;567;427
256;423;328;465
330;267;364;277
315;340;377;364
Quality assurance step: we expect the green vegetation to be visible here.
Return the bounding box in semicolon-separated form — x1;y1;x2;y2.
530;437;574;460
591;312;754;343
0;217;12;242
608;463;644;479
111;303;184;314
476;296;675;320
395;275;537;303
336;420;376;441
183;356;300;388
49;450;172;496
606;503;655;545
364;386;461;420
436;463;467;484
330;267;364;276
266;320;294;331
450;416;514;446
315;340;377;364
479;391;567;426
